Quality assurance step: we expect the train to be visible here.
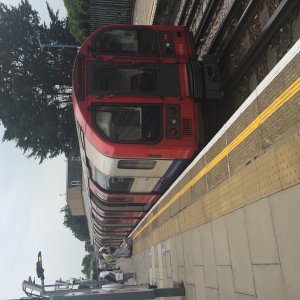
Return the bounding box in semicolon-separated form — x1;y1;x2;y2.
72;24;220;250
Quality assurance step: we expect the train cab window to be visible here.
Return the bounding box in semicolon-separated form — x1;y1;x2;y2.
89;64;159;95
92;105;162;143
95;107;142;141
91;28;158;56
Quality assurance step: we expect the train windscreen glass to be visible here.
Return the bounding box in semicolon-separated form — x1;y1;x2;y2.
93;105;162;143
89;64;159;95
91;28;158;56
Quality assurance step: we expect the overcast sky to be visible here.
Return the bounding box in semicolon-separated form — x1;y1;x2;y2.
0;1;86;299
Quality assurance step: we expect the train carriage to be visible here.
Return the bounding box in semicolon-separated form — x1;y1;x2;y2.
72;24;213;249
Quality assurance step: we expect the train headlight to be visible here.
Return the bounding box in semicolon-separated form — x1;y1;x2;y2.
170;118;177;124
166;105;180;139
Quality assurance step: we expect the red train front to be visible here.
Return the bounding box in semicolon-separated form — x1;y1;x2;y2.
72;25;203;248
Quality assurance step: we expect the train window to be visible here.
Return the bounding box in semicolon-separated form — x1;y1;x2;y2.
107;197;133;203
89;64;159;95
93;105;162;143
94;206;125;217
94;191;133;203
91;28;158;56
107;177;133;193
95;106;141;140
118;160;156;170
92;167;134;193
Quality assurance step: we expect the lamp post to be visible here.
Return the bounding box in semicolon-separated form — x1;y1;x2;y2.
36;251;45;291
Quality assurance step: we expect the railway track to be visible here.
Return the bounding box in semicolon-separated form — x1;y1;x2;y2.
176;0;200;29
223;0;299;89
163;0;298;88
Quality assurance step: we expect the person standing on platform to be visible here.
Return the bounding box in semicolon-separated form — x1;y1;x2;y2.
98;247;117;265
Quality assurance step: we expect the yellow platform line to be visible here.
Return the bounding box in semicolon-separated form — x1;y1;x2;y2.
133;76;300;239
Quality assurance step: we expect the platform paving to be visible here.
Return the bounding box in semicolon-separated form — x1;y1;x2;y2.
119;184;300;299
132;0;157;25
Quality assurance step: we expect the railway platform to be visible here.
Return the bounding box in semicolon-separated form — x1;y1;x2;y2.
132;0;158;25
117;6;300;298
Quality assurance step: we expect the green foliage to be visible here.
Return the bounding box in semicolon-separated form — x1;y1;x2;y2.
0;0;79;162
61;205;89;241
81;253;97;276
63;0;89;43
85;241;94;253
81;254;91;276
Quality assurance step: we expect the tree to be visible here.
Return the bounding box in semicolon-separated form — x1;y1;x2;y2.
0;0;79;162
81;253;97;276
61;205;89;241
63;0;89;43
85;241;94;253
81;254;91;276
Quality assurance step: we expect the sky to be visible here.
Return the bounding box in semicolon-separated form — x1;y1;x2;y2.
0;1;86;299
